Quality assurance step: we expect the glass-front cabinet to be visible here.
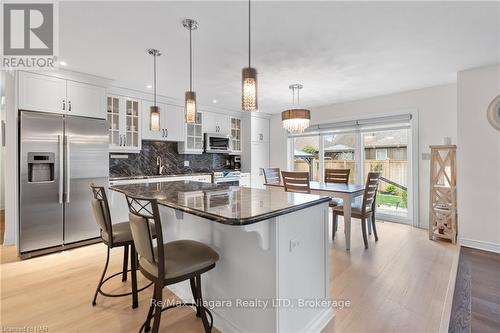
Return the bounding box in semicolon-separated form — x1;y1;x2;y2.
107;95;141;152
178;111;203;154
230;117;242;153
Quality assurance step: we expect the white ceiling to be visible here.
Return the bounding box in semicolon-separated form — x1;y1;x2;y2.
59;1;500;114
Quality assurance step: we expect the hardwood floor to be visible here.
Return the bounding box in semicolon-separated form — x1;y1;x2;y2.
0;219;458;333
449;247;500;332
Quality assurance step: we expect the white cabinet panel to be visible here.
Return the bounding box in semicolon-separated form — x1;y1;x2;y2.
251;116;270;142
251;141;269;189
203;112;230;135
240;173;251;187
66;80;105;119
178;111;203;154
107;95;141;152
164;105;184;142
18;71;66;114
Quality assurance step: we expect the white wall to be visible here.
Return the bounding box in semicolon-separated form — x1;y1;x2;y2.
270;83;458;229
457;64;500;252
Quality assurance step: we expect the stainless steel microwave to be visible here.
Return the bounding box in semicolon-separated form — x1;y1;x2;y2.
205;133;232;153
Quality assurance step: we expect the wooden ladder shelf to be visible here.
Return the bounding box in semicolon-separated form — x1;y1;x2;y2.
429;145;457;243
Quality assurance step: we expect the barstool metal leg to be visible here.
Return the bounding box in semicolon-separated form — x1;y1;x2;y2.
122;244;129;282
151;284;163;333
190;277;201;317
92;247;110;306
195;275;211;333
130;244;138;309
144;287;156;333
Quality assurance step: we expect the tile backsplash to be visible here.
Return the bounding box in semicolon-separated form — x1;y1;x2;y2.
109;141;226;178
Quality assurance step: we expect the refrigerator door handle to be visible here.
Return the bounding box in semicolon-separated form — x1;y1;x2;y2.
58;134;63;204
65;135;70;203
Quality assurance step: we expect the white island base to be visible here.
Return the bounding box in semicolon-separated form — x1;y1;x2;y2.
159;201;332;333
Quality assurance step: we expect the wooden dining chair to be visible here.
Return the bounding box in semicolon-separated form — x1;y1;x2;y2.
281;171;311;193
332;172;381;249
263;168;281;184
324;168;350;184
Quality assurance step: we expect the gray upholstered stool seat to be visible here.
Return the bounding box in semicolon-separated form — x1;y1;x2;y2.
101;221;156;245
139;240;219;281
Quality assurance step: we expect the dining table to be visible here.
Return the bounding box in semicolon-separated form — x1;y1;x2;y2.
265;181;365;250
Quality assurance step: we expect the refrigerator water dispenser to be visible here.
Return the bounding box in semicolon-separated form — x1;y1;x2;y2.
28;152;55;182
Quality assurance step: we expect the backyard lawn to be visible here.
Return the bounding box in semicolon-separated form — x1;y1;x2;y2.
377;193;407;208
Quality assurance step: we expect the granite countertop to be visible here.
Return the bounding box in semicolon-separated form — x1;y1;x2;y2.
109;172;213;181
110;181;331;225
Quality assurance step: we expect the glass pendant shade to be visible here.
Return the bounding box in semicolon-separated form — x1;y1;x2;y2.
185;91;197;123
242;67;258;111
282;109;311;134
150;105;160;131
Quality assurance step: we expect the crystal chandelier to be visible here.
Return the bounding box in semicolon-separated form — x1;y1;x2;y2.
241;0;258;111
282;84;311;134
183;19;198;124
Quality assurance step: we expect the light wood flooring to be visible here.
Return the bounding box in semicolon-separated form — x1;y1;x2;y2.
0;219;458;333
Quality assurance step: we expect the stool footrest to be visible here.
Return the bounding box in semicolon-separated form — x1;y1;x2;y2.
98;269;153;298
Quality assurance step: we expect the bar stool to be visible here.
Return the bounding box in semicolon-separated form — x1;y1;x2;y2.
90;185;154;309
125;194;219;333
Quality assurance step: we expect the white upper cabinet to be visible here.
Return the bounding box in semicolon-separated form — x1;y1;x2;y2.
18;72;67;114
203;112;230;135
164;105;185;142
18;71;106;119
178;111;204;154
230;116;242;153
141;101;184;142
251;116;270;142
107;95;141;152
66;80;106;118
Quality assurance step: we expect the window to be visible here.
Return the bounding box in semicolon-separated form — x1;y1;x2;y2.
323;133;357;184
292;136;319;181
375;149;388;160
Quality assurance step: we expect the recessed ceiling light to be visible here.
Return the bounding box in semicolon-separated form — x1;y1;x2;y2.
147;84;152;89
59;61;68;66
212;99;218;104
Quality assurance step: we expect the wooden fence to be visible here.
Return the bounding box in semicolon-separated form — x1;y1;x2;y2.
294;159;408;188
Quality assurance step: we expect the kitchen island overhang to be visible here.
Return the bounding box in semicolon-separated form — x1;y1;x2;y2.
110;181;333;333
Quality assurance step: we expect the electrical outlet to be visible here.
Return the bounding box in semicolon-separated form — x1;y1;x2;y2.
184;160;189;167
289;239;301;252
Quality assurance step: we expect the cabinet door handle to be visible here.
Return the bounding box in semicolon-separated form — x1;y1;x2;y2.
124;135;127;146
68;101;71;112
119;135;122;146
259;133;263;141
62;100;65;111
162;129;165;138
165;129;168;138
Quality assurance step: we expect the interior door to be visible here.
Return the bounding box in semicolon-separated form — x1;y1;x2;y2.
64;116;108;244
20;111;64;253
66;80;106;119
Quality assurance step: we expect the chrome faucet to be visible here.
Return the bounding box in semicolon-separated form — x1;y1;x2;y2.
156;156;165;175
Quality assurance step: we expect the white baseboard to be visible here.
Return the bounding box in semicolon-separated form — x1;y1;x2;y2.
458;237;500;253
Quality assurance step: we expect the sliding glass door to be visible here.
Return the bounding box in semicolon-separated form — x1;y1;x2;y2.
288;114;414;225
362;129;409;221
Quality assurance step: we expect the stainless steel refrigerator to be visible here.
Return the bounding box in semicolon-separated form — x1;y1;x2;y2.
19;110;108;256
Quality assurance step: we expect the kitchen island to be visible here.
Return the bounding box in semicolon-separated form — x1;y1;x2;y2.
110;181;333;333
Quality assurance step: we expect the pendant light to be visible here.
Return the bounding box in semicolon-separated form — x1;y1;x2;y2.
147;48;161;131
183;19;199;124
282;84;311;134
241;0;258;111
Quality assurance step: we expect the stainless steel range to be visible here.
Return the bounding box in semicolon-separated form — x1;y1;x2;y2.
212;170;241;186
